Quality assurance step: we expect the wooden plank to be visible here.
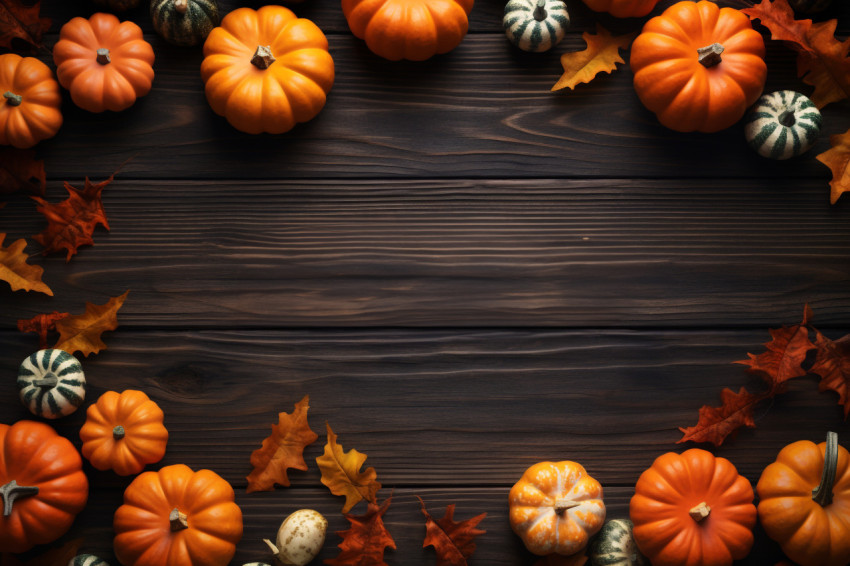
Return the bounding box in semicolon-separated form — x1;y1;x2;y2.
3;179;849;328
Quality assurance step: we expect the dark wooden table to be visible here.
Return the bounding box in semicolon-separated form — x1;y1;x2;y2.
2;0;850;564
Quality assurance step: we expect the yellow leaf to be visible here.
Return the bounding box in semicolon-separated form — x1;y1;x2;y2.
0;233;52;296
816;127;850;204
316;422;381;513
552;24;637;92
55;290;129;356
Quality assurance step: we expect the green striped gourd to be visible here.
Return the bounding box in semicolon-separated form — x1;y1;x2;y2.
589;519;647;566
744;90;822;160
151;0;221;47
503;0;570;53
17;349;86;419
68;555;110;566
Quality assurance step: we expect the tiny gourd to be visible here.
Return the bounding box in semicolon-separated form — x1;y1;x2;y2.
17;349;86;419
589;519;647;566
0;54;62;149
68;555;110;566
503;0;570;53
264;509;328;566
789;0;833;14
151;0;221;47
581;0;660;18
745;90;822;160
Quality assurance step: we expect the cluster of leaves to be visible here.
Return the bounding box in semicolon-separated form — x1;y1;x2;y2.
247;396;487;566
678;305;850;447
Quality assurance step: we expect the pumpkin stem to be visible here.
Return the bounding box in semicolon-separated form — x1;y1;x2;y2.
263;538;281;557
174;0;189;14
169;507;189;531
553;498;582;514
779;110;797;127
1;480;39;517
812;431;838;507
113;425;126;440
251;45;276;70
533;0;547;21
688;502;711;522
697;43;724;68
3;91;22;106
96;48;111;65
33;374;58;388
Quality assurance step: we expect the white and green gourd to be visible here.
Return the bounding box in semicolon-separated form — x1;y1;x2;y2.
744;90;822;160
151;0;221;47
17;349;86;419
503;0;570;53
589;519;647;566
68;555;110;566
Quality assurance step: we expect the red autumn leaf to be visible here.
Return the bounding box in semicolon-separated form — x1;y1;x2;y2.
325;498;396;566
0;147;45;197
0;0;50;53
32;174;113;261
678;387;765;446
810;332;850;418
742;0;814;54
54;290;129;357
418;496;486;566
246;395;319;493
18;311;69;349
797;20;850;109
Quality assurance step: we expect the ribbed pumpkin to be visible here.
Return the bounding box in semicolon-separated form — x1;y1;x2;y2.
17;349;86;419
92;0;143;11
70;555;110;566
589;519;647;566
745;90;822;160
789;0;833;13
581;0;659;18
342;0;474;61
630;1;767;133
0;54;62;149
503;0;570;53
151;0;220;47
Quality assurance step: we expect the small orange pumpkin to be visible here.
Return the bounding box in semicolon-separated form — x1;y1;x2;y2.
79;390;169;476
581;0;660;18
630;1;766;133
342;0;474;61
53;13;155;113
0;54;62;148
509;460;606;556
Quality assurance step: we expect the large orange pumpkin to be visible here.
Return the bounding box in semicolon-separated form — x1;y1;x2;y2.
342;0;474;61
0;54;62;148
114;464;243;566
757;432;850;566
201;6;334;135
0;420;89;553
630;448;757;566
581;0;660;18
630;0;766;133
53;13;155;113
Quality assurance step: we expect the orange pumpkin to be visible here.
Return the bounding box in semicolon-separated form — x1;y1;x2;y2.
508;460;606;556
630;0;766;133
630;448;756;566
80;390;169;476
0;420;89;553
201;6;334;135
0;54;62;148
53;13;155;113
342;0;474;61
757;432;850;566
114;464;243;566
581;0;660;18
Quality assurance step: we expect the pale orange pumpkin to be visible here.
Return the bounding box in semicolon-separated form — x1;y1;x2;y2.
0;54;62;148
581;0;660;18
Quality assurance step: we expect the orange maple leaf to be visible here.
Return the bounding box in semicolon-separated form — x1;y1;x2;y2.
816;127;850;205
0;233;52;295
742;0;814;54
534;553;588;566
18;311;69;349
246;395;319;493
551;24;637;92
325;497;396;566
810;332;850;418
419;497;486;566
54;290;129;357
678;387;765;446
798;20;850;109
0;147;45;197
32;175;113;261
316;423;381;513
0;0;50;52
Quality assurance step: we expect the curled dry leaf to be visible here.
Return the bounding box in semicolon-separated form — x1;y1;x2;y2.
0;233;52;295
325;498;396;566
0;0;50;52
55;290;129;357
18;311;69;349
810;332;850;418
816;127;850;205
316;423;381;513
551;24;637;92
419;496;486;566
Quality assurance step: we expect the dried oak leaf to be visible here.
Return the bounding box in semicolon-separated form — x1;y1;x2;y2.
551;24;637;92
0;147;46;197
316;422;381;513
419;496;486;566
54;290;129;357
798;20;850;109
810;332;850;418
0;0;50;53
816;127;850;205
247;395;319;493
678;387;765;446
0;233;52;295
325;498;396;566
18;311;69;349
32;174;113;261
742;0;814;54
534;553;588;566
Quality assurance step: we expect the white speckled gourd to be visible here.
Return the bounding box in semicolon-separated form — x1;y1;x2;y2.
589;519;647;566
264;509;328;566
68;555;110;566
503;0;570;52
17;349;86;419
744;90;822;160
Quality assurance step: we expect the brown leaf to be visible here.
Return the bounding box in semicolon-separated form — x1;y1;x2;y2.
0;233;52;295
32;175;113;261
54;290;129;356
325;498;396;566
0;147;45;197
797;20;850;108
551;24;637;92
810;332;850;418
316;423;381;513
0;0;50;53
419;496;486;566
678;387;765;446
742;0;814;54
247;395;319;493
18;311;69;349
534;553;588;566
816;127;850;205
